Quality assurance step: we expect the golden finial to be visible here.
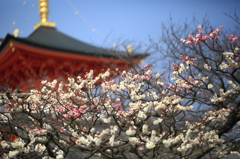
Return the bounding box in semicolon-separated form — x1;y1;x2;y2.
127;45;132;54
13;29;19;37
34;0;56;29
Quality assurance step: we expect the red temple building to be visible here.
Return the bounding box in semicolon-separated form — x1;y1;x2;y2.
0;0;146;92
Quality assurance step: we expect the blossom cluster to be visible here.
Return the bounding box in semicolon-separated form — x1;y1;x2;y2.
0;60;237;158
229;33;240;43
181;24;240;47
219;52;239;69
180;25;223;45
0;25;239;158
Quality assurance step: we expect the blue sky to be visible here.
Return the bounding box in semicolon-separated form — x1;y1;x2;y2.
0;0;239;52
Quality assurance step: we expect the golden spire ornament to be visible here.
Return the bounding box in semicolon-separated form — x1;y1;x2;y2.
34;0;56;29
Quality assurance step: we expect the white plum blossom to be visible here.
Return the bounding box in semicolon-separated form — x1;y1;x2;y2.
146;140;155;149
129;137;139;145
142;124;149;134
126;127;136;136
8;150;20;158
93;137;102;146
153;118;163;125
208;84;213;89
204;63;211;70
1;141;10;149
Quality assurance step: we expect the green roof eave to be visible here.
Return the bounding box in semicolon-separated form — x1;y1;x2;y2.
0;26;148;59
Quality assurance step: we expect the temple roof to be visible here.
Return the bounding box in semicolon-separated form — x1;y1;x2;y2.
0;0;148;92
0;26;147;59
